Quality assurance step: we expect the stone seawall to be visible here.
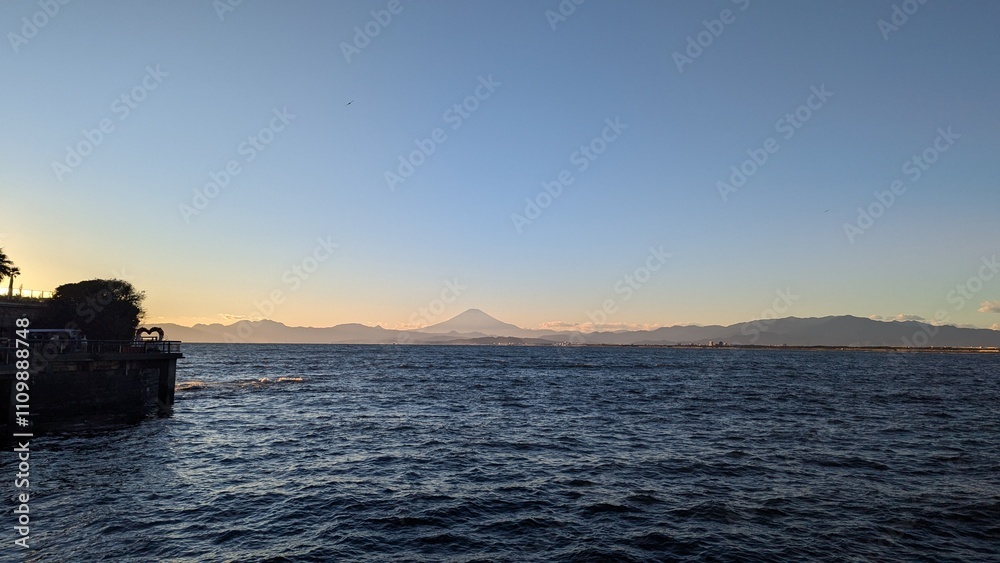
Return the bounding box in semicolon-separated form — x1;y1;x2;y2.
1;352;179;426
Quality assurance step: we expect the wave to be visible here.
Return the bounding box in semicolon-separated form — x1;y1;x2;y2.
175;376;305;393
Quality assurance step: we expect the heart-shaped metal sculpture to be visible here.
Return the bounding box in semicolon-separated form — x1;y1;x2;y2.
134;327;165;341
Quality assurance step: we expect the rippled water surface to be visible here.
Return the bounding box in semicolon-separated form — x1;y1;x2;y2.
14;345;1000;561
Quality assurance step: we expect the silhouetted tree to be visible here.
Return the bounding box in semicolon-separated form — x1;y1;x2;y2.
37;279;146;340
0;248;16;295
7;266;19;297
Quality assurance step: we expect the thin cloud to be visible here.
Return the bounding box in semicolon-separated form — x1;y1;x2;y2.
149;315;217;323
869;314;926;322
583;322;662;333
538;321;579;330
539;321;663;333
977;301;1000;313
392;321;426;330
220;313;263;322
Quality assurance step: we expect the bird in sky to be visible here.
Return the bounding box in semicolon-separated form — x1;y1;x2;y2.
345;100;353;106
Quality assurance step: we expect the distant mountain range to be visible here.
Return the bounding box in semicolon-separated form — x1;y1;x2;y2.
156;309;1000;348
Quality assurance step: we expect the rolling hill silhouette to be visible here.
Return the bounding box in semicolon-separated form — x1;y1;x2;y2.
155;309;1000;347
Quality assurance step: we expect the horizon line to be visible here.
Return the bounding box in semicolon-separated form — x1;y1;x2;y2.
150;310;1000;334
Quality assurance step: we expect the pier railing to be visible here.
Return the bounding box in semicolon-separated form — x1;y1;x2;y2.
86;340;182;355
0;288;53;299
0;339;182;366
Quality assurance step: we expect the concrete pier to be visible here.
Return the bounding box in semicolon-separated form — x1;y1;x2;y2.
1;341;182;427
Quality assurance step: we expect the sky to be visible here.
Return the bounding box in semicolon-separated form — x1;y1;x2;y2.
2;0;999;332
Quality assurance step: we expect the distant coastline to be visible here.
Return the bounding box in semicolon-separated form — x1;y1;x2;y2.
610;343;999;354
160;309;1000;349
180;340;1000;354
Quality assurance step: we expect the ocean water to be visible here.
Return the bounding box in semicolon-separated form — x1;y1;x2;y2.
12;344;1000;561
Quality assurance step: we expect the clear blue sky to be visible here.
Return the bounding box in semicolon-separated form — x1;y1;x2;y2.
2;0;999;331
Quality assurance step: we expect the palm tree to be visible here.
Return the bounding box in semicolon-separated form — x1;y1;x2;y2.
7;266;20;297
0;249;17;298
